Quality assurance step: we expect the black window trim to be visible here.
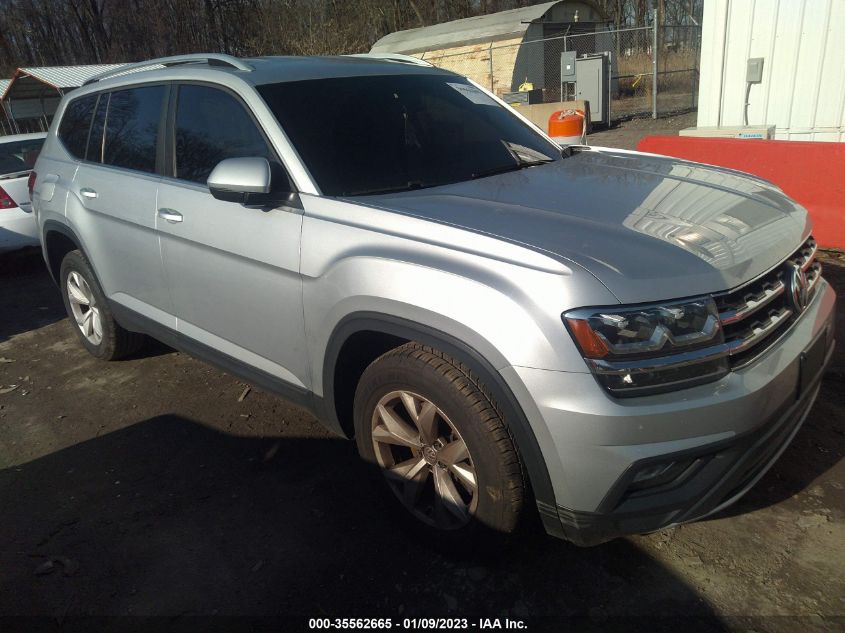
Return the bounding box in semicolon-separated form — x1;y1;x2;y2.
164;80;296;193
155;84;170;175
86;92;102;162
58;81;171;177
57;80;298;191
85;91;108;163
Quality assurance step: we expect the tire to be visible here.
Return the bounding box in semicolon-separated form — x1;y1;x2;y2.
59;249;145;360
354;342;524;541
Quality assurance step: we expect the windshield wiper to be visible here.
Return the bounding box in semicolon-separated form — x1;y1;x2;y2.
471;159;551;180
341;181;427;196
471;139;558;180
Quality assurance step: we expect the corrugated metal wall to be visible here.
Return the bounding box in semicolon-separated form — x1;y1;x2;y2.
698;0;845;141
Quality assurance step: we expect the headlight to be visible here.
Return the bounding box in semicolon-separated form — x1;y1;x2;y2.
564;297;729;396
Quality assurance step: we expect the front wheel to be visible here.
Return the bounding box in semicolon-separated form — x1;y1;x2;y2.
354;343;524;539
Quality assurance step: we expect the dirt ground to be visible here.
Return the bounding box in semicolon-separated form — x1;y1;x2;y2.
589;111;698;150
1;119;843;631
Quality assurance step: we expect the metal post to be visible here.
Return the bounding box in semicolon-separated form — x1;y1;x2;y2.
6;100;20;134
652;10;658;119
608;51;613;124
562;36;568;102
488;42;494;93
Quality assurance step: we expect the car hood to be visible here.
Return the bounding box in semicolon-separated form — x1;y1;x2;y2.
353;148;809;304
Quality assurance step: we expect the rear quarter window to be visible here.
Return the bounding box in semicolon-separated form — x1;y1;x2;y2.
58;94;97;159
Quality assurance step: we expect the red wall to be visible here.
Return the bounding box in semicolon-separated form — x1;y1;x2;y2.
637;136;845;250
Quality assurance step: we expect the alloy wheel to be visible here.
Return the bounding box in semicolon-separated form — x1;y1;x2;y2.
371;390;477;529
66;270;103;346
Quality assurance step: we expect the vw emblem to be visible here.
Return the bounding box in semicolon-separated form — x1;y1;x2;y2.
788;264;810;313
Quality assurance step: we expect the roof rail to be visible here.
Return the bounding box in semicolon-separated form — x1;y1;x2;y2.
346;53;433;67
83;54;253;85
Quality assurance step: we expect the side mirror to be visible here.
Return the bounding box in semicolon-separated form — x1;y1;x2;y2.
207;157;271;204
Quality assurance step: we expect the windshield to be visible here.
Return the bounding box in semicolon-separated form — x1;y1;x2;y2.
257;74;562;196
0;137;44;176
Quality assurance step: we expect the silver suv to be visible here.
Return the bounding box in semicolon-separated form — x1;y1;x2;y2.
32;54;836;545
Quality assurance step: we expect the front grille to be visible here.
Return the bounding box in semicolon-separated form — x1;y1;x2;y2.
579;236;823;397
714;236;821;368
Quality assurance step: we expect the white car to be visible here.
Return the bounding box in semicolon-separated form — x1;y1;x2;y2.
1;132;46;252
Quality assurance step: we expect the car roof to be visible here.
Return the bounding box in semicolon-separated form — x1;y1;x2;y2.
0;132;47;144
78;55;455;95
243;55;454;85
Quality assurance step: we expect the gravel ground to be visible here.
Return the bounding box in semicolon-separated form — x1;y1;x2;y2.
588;111;698;150
1;120;843;631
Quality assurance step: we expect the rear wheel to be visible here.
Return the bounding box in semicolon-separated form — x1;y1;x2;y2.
354;343;524;540
59;250;144;360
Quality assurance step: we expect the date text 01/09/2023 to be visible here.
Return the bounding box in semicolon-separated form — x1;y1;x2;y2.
308;618;528;630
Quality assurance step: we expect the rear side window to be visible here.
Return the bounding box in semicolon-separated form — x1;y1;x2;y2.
103;85;166;173
58;94;97;159
174;84;273;184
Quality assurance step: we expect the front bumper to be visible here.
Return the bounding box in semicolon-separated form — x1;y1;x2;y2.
556;363;829;545
507;279;836;546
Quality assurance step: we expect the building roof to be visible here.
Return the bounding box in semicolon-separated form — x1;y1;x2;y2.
370;2;562;54
1;64;126;100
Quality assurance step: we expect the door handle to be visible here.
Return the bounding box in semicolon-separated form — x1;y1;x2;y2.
158;208;183;224
79;187;97;199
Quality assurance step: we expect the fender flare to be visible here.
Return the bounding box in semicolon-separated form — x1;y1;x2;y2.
321;311;561;535
41;220;84;283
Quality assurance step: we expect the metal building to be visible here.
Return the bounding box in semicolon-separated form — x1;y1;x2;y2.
0;79;13;135
697;0;845;142
1;64;125;134
369;1;609;99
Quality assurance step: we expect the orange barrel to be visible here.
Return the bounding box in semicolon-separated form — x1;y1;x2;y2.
548;109;586;146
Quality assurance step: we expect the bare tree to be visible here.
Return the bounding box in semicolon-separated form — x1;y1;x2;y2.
0;0;703;75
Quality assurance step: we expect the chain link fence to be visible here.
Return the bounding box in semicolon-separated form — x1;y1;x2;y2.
655;25;701;118
420;24;700;124
565;26;653;120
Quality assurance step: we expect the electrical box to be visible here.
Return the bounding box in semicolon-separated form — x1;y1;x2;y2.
575;53;609;125
502;89;544;106
746;58;764;84
560;51;577;82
